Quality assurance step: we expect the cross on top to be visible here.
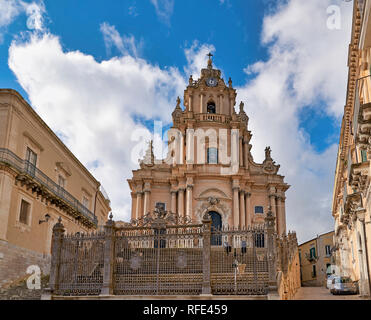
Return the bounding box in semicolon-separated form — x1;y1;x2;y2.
207;52;213;59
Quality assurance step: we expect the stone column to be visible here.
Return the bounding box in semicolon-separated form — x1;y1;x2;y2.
188;95;193;112
265;211;279;300
178;188;185;218
233;184;240;228
245;192;252;226
186;128;194;165
0;172;13;241
239;191;246;228
143;182;151;216
186;185;193;219
101;213;115;296
202;213;212;295
49;217;65;294
239;136;243;167
269;192;277;230
243;139;249;168
200;93;204;113
135;192;143;219
171;191;177;214
277;196;286;235
218;94;223;114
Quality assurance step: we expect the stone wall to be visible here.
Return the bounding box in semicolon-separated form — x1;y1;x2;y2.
0;240;50;288
276;232;301;300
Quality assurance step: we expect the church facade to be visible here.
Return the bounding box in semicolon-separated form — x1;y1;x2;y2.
128;56;289;235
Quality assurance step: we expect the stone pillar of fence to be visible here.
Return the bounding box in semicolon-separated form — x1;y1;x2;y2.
100;212;115;296
202;212;212;295
265;209;279;300
48;217;65;296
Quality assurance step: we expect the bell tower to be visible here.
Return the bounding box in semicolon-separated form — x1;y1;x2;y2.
182;53;237;117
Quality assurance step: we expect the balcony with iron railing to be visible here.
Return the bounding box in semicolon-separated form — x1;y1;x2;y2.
0;148;97;227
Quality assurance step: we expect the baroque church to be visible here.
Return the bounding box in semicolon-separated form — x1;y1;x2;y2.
127;55;289;235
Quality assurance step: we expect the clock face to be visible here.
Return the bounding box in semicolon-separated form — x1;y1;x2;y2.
206;77;218;87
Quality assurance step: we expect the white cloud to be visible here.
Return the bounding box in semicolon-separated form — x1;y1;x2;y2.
100;22;141;57
23;1;45;31
8;31;186;222
150;0;174;26
184;41;215;78
236;0;352;242
0;0;46;42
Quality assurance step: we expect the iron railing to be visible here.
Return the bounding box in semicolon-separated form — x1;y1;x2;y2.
0;148;97;225
49;211;280;297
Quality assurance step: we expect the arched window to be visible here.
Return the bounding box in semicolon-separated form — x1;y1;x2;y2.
207;101;216;114
209;211;222;246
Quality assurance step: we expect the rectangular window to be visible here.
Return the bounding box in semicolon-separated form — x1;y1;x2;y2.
58;175;65;188
25;147;37;176
312;265;316;278
26;147;37;165
361;149;368;163
82;196;90;209
19;199;30;225
207;148;218;164
254;206;264;214
310;247;316;259
325;245;331;256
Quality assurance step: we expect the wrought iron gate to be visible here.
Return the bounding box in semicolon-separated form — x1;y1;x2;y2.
113;224;204;295
50;211;275;297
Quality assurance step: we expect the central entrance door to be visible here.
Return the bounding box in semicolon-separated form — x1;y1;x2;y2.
209;211;222;246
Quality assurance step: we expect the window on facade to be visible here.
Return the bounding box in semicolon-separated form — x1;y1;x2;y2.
309;247;316;259
325;245;331;257
19;199;30;225
299;250;301;264
254;233;265;248
254;206;264;214
361;149;368;163
25;147;37;176
155;202;166;211
82;196;90;209
312;265;316;278
58;175;66;189
207;102;216;114
207;148;218;164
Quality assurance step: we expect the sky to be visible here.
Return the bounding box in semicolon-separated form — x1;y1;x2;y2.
0;0;354;243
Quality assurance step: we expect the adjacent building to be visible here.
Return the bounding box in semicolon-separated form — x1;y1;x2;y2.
332;0;371;296
127;56;290;234
298;231;335;287
0;89;111;287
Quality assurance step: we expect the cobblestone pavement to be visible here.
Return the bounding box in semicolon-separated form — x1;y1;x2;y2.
293;286;368;300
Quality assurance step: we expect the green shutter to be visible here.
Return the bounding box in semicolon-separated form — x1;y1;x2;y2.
361;149;368;163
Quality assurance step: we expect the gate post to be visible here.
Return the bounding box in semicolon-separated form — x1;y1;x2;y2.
100;212;115;296
48;217;65;295
202;212;212;295
265;209;279;299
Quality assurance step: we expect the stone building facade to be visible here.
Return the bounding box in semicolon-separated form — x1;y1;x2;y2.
332;0;371;297
0;89;111;287
128;56;290;234
298;231;334;287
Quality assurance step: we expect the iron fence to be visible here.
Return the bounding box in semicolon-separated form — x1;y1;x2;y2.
49;211;277;297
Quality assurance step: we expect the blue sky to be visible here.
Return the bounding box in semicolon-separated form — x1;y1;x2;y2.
0;0;353;242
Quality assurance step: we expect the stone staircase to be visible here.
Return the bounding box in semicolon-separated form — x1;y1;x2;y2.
0;275;49;300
